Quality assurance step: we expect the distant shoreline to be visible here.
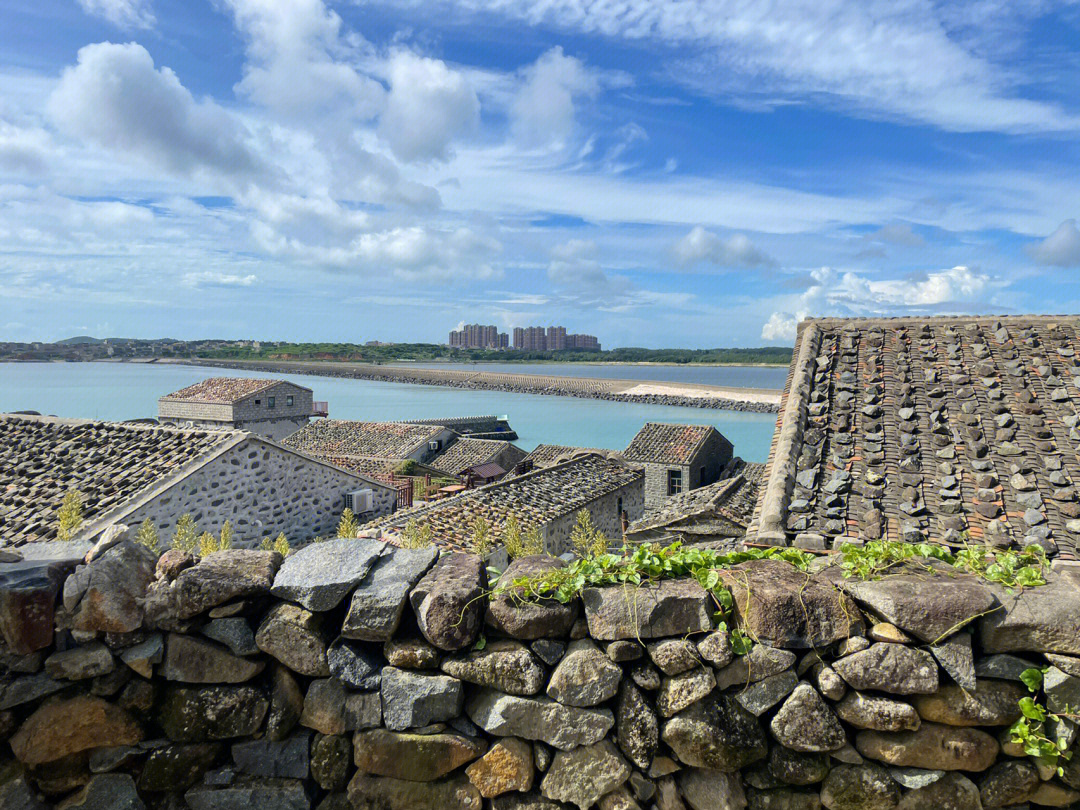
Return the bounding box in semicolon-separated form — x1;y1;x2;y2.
158;358;783;413
387;359;789;368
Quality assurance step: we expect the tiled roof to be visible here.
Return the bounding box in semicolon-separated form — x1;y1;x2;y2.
521;444;616;468
372;455;643;550
629;460;765;541
283;420;447;460
749;316;1080;558
0;414;236;545
430;439;519;476
623;423;718;465
159;377;300;404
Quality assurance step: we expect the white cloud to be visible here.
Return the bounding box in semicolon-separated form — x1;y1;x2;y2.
512;47;601;148
674;226;776;268
761;264;995;340
1028;220;1080;267
223;0;384;120
866;223;924;246
443;0;1079;134
761;311;800;341
183;271;258;287
47;42;268;184
0;122;52;175
378;51;479;163
77;0;155;30
252;221;502;282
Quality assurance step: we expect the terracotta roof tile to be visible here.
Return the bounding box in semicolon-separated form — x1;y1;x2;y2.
284;420;447;459
159;377;298;404
623;423;718;465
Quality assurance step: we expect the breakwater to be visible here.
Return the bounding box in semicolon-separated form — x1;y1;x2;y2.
1;530;1078;808
165;359;782;414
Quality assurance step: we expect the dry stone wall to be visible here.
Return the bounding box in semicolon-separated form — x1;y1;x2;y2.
1;531;1079;810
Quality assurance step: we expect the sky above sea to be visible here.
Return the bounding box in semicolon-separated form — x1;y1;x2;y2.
2;1;1080;347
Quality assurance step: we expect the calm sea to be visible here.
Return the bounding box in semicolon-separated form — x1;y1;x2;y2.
0;362;780;462
393;361;789;389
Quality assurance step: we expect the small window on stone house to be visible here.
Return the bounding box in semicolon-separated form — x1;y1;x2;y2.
286;395;294;407
254;399;261;405
268;396;276;409
667;468;683;496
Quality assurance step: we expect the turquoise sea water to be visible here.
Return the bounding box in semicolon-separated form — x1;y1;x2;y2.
394;361;789;389
0;362;779;462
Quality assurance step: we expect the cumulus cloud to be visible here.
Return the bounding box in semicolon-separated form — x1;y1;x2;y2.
77;0;155;30
866;223;924;246
761;264;994;340
47;42;269;183
674;226;776;268
512;47;601;148
1028;220;1080;267
378;51;479;162
252;221;502;282
223;0;384;120
0;123;51;175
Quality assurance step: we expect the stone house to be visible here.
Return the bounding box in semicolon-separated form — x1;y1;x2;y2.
429;438;527;480
372;454;644;556
0;413;396;547
158;377;319;441
623;423;733;509
626;460;764;546
284;420;458;466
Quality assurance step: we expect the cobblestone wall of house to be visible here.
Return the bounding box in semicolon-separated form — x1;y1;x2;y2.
109;440;396;544
641;462;692;509
542;482;645;556
0;534;1078;810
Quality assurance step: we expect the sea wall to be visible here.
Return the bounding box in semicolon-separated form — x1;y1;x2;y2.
1;533;1079;810
176;359;782;414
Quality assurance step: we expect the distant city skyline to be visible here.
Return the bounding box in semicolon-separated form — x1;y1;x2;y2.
449;323;600;351
3;4;1080;348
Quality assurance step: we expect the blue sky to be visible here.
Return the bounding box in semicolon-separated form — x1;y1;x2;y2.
3;1;1080;347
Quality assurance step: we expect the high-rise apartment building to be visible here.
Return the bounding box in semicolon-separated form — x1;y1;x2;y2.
509;325;600;352
448;324;508;349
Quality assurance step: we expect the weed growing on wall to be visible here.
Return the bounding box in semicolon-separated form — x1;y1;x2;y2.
56;489;84;541
172;514;198;554
134;518;160;554
838;540;1048;589
337;508;360;539
1009;667;1077;776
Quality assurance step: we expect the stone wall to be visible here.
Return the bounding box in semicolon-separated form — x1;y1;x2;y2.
89;438;397;545
1;535;1079;810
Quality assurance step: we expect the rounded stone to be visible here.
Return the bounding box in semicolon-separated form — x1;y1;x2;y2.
546;639;622;707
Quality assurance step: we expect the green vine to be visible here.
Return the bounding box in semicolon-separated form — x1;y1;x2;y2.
837;540;1048;589
1009;667;1076;776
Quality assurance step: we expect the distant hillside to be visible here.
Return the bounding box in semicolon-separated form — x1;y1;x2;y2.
57;336;105;345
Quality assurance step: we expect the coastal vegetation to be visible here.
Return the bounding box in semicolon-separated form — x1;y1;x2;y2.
195;341;794;366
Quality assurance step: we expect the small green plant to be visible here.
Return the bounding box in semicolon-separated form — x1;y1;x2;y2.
1008;667;1074;776
502;514;525;559
134;518;160;554
197;531;220;558
337;507;360;539
472;516;493;557
172;514;198;554
396;459;418;476
522;525;544;556
260;532;291;556
838;540;1048;589
56;489;85;541
400;520;432;549
570;509;608;559
218;520;234;550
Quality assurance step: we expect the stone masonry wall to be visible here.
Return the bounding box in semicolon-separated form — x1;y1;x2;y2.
0;534;1079;810
542;483;645;556
105;439;397;544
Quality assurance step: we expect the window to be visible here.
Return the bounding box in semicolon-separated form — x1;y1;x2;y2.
267;396;276;409
254;399;260;405
286;395;294;407
667;468;683;496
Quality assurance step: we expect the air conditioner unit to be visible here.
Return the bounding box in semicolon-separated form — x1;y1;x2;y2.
428;440;442;451
344;489;374;514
